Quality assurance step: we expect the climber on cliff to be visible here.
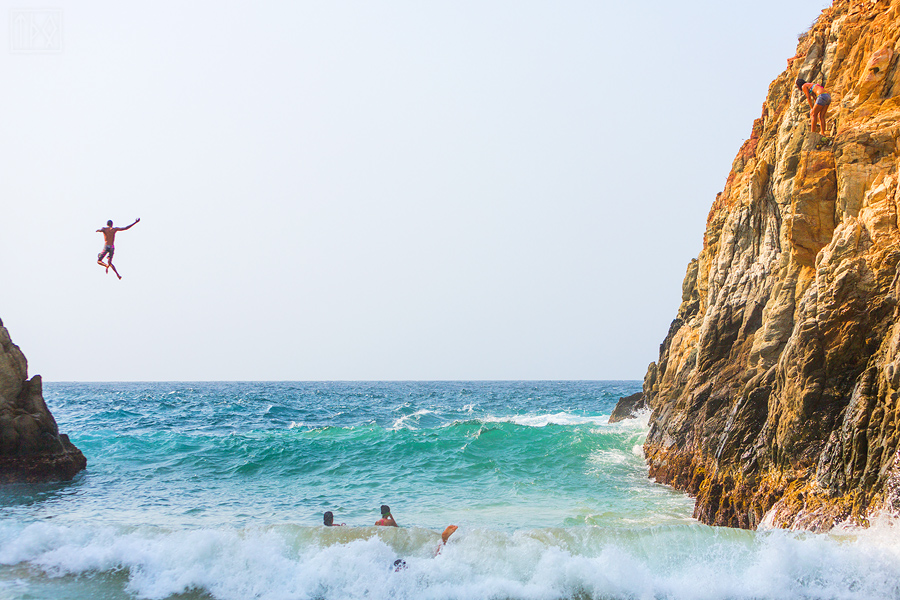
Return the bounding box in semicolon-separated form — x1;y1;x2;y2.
795;77;831;137
96;218;140;280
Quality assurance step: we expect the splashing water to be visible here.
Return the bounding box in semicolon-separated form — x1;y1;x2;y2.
0;381;896;600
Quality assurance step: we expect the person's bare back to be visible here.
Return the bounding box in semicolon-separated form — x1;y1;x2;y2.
96;218;140;280
99;226;119;246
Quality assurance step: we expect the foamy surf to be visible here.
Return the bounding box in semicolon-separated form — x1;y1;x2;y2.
1;520;900;600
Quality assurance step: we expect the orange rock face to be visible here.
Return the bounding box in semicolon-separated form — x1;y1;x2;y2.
643;0;900;531
789;150;837;266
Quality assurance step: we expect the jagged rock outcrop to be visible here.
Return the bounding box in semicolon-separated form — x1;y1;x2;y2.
609;393;648;423
643;0;900;531
0;319;86;482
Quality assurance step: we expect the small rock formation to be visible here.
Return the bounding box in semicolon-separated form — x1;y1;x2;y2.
642;0;900;530
609;392;648;423
0;319;86;483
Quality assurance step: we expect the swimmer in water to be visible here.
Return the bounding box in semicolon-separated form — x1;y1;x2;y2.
323;511;345;526
434;524;458;556
375;505;398;527
395;524;459;570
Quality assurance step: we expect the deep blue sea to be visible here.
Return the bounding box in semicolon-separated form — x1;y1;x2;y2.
0;381;898;600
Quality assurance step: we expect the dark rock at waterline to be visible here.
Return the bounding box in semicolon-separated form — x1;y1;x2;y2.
608;392;647;424
0;323;86;483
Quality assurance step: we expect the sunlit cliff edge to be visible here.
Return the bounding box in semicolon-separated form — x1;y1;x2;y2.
640;0;900;530
0;319;86;483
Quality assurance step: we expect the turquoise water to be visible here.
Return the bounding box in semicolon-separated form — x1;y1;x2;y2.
0;381;898;600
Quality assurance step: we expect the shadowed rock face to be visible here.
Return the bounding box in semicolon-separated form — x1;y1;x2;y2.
0;320;86;483
643;0;900;531
608;393;648;424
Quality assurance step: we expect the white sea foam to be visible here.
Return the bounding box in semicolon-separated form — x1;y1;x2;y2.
2;520;900;600
390;409;434;430
481;412;610;428
588;449;630;467
474;408;654;432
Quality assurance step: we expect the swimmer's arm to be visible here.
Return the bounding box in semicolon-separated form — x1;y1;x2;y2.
119;218;140;231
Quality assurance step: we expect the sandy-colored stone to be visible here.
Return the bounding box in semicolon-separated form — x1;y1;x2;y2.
789;150;837;266
643;0;900;531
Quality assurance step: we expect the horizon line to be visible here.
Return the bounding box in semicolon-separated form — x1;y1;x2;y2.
41;378;643;384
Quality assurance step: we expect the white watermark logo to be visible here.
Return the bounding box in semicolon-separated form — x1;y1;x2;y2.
10;9;63;54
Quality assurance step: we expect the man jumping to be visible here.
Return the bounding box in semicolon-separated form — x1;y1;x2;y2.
97;218;140;279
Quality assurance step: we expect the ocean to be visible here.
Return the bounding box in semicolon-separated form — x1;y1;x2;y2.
0;380;898;600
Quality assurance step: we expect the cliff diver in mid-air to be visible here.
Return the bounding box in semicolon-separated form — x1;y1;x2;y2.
795;77;831;137
96;218;140;280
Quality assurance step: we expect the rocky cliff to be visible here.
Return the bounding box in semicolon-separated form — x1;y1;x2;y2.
0;319;86;482
642;0;900;531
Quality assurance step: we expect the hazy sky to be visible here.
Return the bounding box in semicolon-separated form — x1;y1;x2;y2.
1;0;831;381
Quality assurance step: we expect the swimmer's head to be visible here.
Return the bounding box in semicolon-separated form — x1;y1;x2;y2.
795;77;807;91
380;505;391;517
324;511;334;526
107;220;113;227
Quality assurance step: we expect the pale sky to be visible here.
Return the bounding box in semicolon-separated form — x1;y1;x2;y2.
1;0;831;382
